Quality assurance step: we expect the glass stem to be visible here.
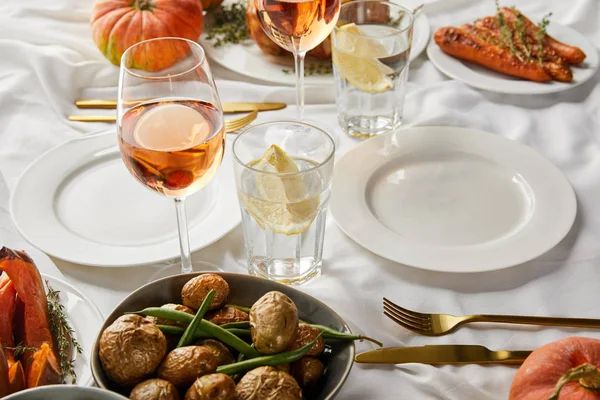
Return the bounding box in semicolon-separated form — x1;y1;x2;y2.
174;197;193;274
293;50;307;121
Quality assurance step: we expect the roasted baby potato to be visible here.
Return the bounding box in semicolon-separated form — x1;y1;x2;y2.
182;274;229;311
206;306;249;325
292;357;325;388
130;378;180;400
198;339;235;366
235;366;301;400
147;304;195;327
287;323;325;356
250;291;298;354
99;314;167;387
185;373;236;400
158;346;218;387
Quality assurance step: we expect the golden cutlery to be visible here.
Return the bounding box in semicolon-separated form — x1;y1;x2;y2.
74;99;286;113
384;297;600;336
355;345;531;365
68;110;258;134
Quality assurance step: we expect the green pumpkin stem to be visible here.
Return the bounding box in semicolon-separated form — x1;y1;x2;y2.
134;0;153;11
548;363;600;400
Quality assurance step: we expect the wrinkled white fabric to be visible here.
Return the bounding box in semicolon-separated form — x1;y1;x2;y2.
1;0;599;398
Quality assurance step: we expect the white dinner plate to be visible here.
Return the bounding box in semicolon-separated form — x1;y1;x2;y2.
41;274;104;387
427;22;599;95
200;0;430;86
11;131;240;267
330;126;576;273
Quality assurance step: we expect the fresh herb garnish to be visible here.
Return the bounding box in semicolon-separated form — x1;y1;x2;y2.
536;12;552;62
205;2;249;47
282;63;332;76
2;343;39;361
46;281;82;384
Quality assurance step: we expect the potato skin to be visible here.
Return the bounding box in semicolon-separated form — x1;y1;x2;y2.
184;373;236;400
147;304;195;327
158;346;218;387
250;291;298;354
198;339;235;366
206;307;249;325
182;274;229;311
130;379;180;400
235;366;301;400
287;324;325;356
99;314;167;387
291;357;324;388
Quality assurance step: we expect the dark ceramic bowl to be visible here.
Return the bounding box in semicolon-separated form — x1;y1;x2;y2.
91;272;354;399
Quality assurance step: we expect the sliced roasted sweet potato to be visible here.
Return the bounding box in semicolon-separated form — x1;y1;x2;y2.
0;247;61;387
0;349;9;397
0;275;17;359
8;361;26;394
27;343;60;388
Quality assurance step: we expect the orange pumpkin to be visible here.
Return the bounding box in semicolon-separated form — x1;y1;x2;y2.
509;337;600;400
90;0;204;69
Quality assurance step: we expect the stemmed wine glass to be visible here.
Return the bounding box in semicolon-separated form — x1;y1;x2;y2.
254;0;341;120
117;38;225;278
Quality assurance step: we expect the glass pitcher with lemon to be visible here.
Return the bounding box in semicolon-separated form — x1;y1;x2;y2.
232;121;335;285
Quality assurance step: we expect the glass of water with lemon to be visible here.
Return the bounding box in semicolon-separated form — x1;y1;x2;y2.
232;121;335;285
332;0;414;138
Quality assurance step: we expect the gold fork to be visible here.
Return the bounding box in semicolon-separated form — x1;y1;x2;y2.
383;297;600;336
68;110;258;134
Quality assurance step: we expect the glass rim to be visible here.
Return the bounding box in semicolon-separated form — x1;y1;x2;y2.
120;37;206;80
232;120;336;177
334;0;415;37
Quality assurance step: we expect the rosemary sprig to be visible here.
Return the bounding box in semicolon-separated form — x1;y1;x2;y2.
205;2;249;47
46;281;82;384
2;343;39;361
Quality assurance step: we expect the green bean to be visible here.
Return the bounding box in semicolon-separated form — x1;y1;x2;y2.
156;325;251;340
216;333;323;376
220;321;250;329
178;290;214;348
225;304;251;314
129;308;259;358
308;323;383;347
157;325;187;336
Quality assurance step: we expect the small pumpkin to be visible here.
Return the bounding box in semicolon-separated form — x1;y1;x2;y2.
90;0;204;70
509;337;600;400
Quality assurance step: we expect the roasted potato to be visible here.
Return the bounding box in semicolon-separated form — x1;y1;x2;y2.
198;339;235;366
182;274;229;311
235;366;301;400
147;304;195;327
158;346;218;387
275;363;291;374
287;323;325;356
206;306;249;325
291;357;325;388
185;373;236;400
99;314;167;387
250;291;298;354
130;378;180;400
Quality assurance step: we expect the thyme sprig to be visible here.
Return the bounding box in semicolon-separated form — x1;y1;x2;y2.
536;12;553;63
46;281;82;384
282;63;332;76
2;343;39;361
205;2;249;47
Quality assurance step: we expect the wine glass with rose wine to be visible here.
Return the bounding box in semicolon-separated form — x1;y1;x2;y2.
254;0;341;120
117;38;225;278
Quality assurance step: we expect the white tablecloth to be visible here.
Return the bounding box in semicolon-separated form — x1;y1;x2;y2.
1;0;600;398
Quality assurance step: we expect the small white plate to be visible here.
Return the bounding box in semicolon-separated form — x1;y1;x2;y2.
201;0;430;86
427;23;599;95
41;274;104;387
11;131;240;267
330;126;576;273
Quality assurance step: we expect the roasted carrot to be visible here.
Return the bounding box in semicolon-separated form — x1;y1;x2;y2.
0;349;9;397
434;27;552;82
0;248;61;388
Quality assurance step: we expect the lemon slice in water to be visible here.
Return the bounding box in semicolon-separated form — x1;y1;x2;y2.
332;23;395;93
242;145;320;235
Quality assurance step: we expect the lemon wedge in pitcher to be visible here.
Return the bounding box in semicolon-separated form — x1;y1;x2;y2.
332;23;395;93
242;145;320;235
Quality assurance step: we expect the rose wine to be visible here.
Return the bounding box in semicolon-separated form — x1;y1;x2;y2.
255;0;340;53
118;99;225;198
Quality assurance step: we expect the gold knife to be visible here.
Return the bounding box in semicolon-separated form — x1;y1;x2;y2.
355;345;531;365
74;99;286;113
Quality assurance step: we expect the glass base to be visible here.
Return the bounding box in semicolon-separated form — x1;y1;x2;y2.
149;260;223;282
248;257;321;286
340;115;402;138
